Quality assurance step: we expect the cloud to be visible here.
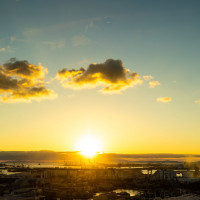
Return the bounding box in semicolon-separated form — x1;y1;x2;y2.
10;36;29;43
0;58;56;103
143;75;153;81
23;27;42;38
142;76;160;88
194;100;200;104
0;48;5;53
43;39;65;50
72;35;90;47
85;18;101;32
0;45;16;54
0;46;15;53
57;59;142;93
10;36;17;42
10;35;65;50
3;58;47;78
157;97;172;103
85;20;95;32
149;80;160;88
23;17;100;38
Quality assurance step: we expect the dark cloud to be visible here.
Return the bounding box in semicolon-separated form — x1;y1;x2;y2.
0;58;56;103
0;71;19;90
3;58;46;78
57;59;142;93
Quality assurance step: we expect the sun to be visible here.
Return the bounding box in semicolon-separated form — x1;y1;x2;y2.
76;134;102;157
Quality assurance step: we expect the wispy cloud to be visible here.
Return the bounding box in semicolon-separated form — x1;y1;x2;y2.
0;46;15;54
72;35;90;47
194;100;200;104
22;18;100;39
143;75;154;81
43;39;65;50
0;48;5;53
10;36;29;43
143;76;161;88
11;35;65;50
85;18;101;32
57;59;143;94
157;97;172;103
85;20;95;32
0;58;56;103
149;80;160;88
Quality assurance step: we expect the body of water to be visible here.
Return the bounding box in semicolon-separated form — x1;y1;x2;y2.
94;189;140;197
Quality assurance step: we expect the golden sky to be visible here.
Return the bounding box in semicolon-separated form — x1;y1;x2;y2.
0;0;200;154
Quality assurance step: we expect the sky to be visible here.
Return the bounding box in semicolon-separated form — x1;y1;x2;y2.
0;0;200;154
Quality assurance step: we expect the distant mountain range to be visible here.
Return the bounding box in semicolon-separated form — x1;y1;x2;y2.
0;151;200;163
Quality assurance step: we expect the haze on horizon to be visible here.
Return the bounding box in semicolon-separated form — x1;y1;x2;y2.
0;0;200;154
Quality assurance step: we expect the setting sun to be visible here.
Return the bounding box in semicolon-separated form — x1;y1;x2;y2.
75;135;102;157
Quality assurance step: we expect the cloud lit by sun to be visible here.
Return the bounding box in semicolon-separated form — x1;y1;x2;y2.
75;134;102;157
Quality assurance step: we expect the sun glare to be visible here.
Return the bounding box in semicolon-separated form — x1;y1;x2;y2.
76;134;102;157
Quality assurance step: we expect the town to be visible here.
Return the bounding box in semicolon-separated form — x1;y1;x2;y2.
1;161;200;200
